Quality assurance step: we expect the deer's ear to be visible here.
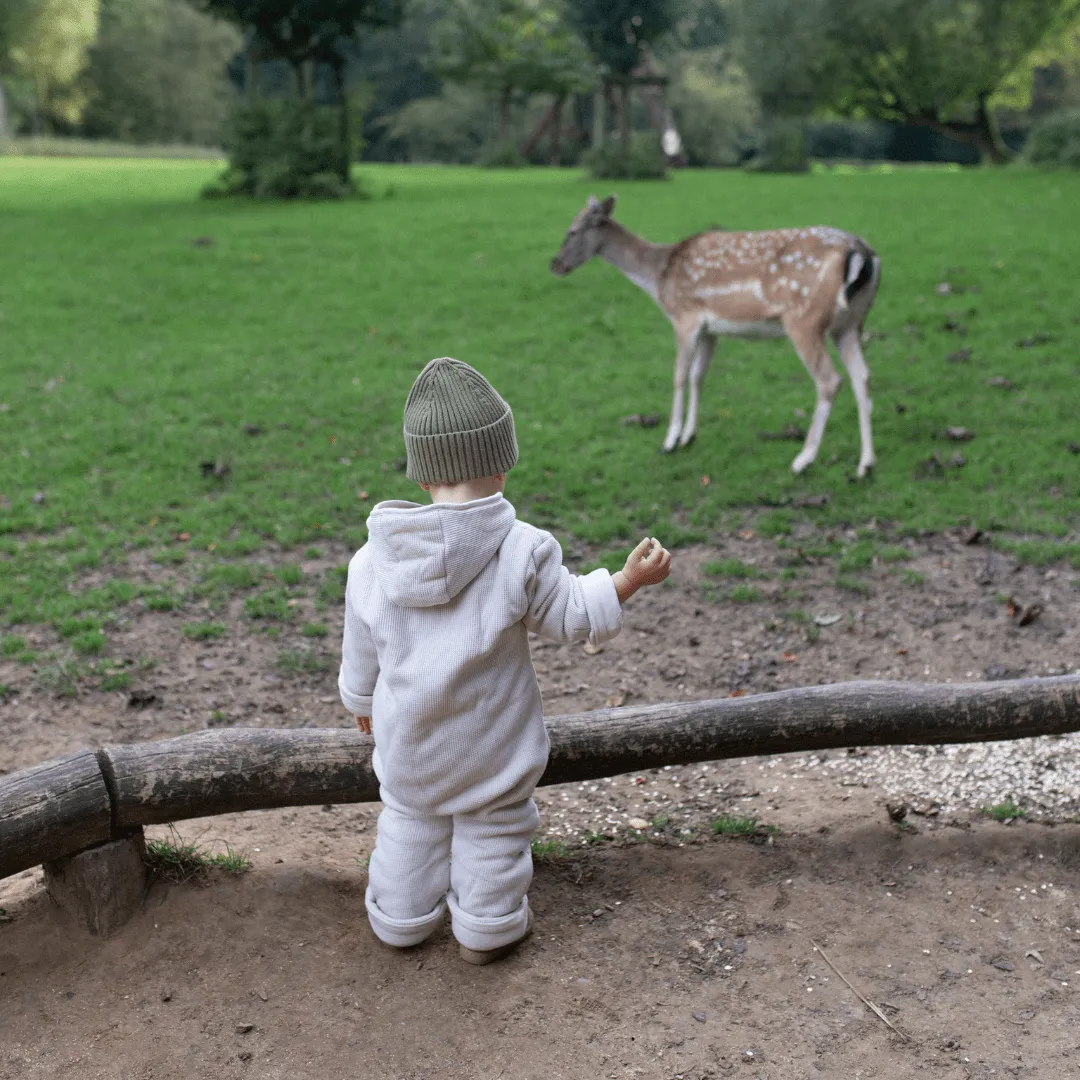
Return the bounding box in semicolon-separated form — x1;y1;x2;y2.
586;194;599;208
600;195;616;216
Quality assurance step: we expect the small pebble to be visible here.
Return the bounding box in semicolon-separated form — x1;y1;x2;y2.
160;990;173;1002
693;1012;706;1023
236;1023;253;1034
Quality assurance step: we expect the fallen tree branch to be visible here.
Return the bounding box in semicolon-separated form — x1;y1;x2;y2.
3;674;1079;880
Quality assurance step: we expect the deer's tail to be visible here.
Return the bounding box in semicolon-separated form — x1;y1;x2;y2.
843;240;879;306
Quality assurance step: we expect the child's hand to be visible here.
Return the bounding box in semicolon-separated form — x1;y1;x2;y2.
355;715;372;735
612;537;671;603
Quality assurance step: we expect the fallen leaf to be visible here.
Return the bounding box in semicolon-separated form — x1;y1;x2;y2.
729;689;746;698
945;426;974;441
1015;333;1054;348
176;532;191;541
793;493;830;508
896;647;908;655
961;526;983;545
1006;595;1019;618
738;529;755;540
701;474;710;486
781;651;799;663
357;489;369;500
1024;950;1043;963
1017;603;1042;627
605;693;626;708
627;817;649;831
814;613;842;626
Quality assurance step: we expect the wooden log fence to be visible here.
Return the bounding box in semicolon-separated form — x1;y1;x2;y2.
3;674;1080;930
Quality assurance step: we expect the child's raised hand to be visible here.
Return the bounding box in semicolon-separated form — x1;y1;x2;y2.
613;537;671;602
355;715;372;735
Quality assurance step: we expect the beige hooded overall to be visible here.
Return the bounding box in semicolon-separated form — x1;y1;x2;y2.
339;492;622;949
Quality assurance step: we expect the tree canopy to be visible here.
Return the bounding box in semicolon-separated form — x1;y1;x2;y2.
738;0;1080;162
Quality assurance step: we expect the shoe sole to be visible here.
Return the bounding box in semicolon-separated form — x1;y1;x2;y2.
459;912;533;966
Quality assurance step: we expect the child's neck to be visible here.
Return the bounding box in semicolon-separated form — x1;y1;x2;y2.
425;477;504;504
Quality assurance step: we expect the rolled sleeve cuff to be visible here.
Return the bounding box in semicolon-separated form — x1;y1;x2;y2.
338;670;374;716
579;568;623;645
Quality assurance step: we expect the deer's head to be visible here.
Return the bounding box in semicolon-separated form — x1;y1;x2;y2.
550;195;616;276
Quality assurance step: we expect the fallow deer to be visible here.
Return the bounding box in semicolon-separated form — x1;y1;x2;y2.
550;196;881;477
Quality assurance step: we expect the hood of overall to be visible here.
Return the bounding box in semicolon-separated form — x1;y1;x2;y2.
365;492;517;608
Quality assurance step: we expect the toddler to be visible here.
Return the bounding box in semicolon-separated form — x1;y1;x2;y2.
339;357;671;964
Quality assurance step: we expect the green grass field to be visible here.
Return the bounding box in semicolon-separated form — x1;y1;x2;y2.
1;158;1079;642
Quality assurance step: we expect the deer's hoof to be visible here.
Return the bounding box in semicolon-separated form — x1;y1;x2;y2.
791;453;814;475
856;461;876;480
677;433;696;450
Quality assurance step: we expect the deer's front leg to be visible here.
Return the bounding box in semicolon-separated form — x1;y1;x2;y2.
662;335;695;453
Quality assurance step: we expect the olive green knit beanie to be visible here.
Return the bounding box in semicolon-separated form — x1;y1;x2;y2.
403;357;518;484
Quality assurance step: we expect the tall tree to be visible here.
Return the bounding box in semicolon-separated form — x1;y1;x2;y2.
192;0;401;187
8;0;100;133
433;0;592;143
84;0;242;145
738;0;1080;164
567;0;676;146
0;0;37;137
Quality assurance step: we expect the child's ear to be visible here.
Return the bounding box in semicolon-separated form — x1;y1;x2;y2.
418;481;431;492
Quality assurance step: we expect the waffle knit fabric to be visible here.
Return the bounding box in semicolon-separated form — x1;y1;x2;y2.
338;492;623;949
403;357;518;484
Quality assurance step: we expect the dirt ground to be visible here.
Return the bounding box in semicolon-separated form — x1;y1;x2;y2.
2;523;1080;1079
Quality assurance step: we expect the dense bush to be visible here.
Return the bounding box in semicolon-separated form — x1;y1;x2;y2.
477;138;526;168
584;132;667;179
382;85;491;163
204;100;352;199
744;116;807;172
1025;108;1080;167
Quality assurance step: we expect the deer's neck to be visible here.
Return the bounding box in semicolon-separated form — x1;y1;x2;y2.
597;221;673;303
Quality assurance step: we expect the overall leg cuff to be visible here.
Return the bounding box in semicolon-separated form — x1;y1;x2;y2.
447;892;530;952
365;885;445;948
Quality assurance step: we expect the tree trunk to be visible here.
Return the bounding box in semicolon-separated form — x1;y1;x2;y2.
331;58;350;186
498;85;511;142
912;95;1014;165
592;85;606;149
549;94;564;166
519;97;557;159
618;81;631;152
0;749;113;881
0;77;10;140
7;675;1080;883
244;37;259;100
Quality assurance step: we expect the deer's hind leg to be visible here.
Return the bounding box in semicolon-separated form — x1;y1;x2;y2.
662;329;697;453
784;318;842;475
833;325;875;478
677;332;716;448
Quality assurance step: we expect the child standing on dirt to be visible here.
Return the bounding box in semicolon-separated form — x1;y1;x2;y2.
339;357;671;964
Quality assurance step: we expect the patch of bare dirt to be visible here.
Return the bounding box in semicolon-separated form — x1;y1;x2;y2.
2;524;1080;1078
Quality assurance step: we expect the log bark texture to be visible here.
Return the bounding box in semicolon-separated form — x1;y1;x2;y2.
4;675;1080;878
98;675;1080;828
0;749;112;880
104;728;379;830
